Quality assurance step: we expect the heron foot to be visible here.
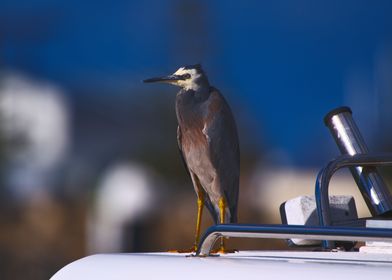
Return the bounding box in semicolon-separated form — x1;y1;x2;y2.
167;245;197;254
210;236;237;254
210;248;238;254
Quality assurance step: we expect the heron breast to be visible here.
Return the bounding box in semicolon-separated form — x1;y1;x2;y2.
181;128;207;158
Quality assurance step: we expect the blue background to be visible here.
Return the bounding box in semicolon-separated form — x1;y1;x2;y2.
2;0;392;166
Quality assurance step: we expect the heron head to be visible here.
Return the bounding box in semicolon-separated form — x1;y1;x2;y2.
143;64;208;91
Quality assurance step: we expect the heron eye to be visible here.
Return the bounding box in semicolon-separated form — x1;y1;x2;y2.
183;73;191;79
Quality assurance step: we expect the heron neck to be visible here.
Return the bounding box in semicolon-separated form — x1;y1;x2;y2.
177;80;210;100
175;84;210;126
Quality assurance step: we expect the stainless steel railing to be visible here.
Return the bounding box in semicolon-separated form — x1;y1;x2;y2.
196;224;392;256
314;153;392;248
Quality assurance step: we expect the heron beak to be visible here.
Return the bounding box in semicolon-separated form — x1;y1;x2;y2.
143;75;185;83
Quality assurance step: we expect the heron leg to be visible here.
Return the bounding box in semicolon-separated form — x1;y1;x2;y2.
168;187;204;254
218;197;227;252
193;191;204;251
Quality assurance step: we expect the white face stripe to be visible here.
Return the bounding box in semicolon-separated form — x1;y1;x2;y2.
172;67;201;91
173;67;187;75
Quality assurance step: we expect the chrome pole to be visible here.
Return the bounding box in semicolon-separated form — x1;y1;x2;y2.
324;107;392;216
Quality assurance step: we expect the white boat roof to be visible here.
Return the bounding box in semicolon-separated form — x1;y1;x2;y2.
51;250;392;280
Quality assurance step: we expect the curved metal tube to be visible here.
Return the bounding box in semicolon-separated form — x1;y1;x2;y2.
315;153;392;248
196;224;392;256
315;153;392;227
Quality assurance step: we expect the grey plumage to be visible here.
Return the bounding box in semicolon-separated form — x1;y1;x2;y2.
176;85;239;223
144;64;239;251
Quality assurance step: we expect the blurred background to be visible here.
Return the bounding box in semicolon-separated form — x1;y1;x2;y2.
1;0;392;278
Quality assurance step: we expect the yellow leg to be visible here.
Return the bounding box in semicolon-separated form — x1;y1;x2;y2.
218;197;226;252
169;192;204;254
193;193;204;251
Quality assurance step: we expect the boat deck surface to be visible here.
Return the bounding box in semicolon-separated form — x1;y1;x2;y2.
51;250;392;280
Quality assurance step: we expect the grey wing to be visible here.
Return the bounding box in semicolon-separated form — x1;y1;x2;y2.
206;88;240;222
177;125;218;222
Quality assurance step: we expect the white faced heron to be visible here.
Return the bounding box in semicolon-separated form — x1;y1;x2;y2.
144;64;240;252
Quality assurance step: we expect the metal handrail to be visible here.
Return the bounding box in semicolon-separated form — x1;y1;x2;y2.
315;153;392;226
196;224;392;256
315;153;392;248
